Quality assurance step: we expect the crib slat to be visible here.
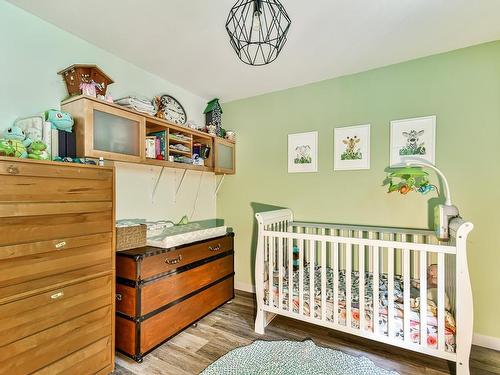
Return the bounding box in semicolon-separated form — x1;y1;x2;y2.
359;235;365;332
321;240;327;321
278;235;284;310
388;234;395;338
333;241;339;324
403;245;411;343
346;241;352;328
438;252;445;350
268;235;274;308
310;240;316;318
288;235;293;313
299;238;304;315
419;249;428;347
373;245;380;334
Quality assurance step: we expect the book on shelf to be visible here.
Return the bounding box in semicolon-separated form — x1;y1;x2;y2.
147;130;167;160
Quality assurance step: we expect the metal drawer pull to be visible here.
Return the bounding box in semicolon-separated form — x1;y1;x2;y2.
55;241;67;249
7;165;19;175
50;291;64;300
116;294;122;302
209;244;221;252
165;254;182;265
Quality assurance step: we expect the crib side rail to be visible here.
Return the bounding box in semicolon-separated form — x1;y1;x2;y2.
450;218;474;375
254;209;293;334
257;226;461;363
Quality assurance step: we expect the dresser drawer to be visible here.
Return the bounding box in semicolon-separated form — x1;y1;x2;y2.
139;235;233;280
140;276;233;353
32;335;112;375
0;275;112;346
0;201;112;218
0;159;113;181
0;174;113;203
0;210;113;247
0;306;112;375
116;254;234;317
0;236;112;288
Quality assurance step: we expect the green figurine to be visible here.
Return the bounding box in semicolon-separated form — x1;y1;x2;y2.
28;140;49;160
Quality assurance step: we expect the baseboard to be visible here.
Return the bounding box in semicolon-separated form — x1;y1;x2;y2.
473;334;500;351
234;281;255;293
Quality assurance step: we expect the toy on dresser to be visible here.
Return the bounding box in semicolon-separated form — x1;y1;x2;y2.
28;140;49;160
1;126;32;158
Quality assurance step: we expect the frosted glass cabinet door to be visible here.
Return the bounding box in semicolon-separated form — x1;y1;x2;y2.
93;110;140;155
88;103;145;162
215;139;235;174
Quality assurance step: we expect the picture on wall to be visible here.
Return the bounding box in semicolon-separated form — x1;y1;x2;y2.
288;131;318;173
390;115;436;166
333;124;370;170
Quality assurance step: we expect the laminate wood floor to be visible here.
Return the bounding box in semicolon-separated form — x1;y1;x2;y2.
114;291;500;375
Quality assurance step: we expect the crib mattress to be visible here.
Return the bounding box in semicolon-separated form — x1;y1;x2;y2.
265;264;456;353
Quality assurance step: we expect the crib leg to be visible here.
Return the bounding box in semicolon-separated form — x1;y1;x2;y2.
255;308;266;334
456;352;471;375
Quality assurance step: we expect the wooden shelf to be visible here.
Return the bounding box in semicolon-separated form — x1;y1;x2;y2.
143;158;212;172
168;148;192;157
61;95;235;174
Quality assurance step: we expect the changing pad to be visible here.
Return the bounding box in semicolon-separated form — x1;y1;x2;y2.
147;219;227;248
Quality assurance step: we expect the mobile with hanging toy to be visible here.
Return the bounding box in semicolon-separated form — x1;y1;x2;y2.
385;160;459;241
386;166;439;196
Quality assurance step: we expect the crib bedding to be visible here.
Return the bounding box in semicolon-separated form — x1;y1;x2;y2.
266;264;456;353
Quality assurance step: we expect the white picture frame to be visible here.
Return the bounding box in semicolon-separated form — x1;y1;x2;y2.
333;124;371;171
390;115;436;166
288;131;318;173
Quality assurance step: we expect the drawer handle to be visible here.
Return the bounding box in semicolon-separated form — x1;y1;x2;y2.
165;254;182;265
7;165;19;175
209;244;221;252
116;293;122;302
50;291;64;300
55;241;67;249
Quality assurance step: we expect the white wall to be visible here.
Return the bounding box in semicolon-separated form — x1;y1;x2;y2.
1;1;216;221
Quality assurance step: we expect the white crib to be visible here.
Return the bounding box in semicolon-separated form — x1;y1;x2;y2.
254;209;474;375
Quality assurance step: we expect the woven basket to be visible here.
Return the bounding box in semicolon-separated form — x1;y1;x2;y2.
116;224;147;251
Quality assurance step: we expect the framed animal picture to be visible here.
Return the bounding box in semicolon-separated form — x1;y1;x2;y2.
390;115;436;166
333;124;370;170
288;131;318;173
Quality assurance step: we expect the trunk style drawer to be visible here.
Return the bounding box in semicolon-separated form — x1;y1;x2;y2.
117;254;234;317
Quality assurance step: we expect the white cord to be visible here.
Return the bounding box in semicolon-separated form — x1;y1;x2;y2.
190;171;203;220
404;160;452;206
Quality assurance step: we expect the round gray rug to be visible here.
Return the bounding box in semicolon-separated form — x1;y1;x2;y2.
201;340;399;375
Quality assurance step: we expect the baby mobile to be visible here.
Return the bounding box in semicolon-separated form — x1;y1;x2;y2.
386;167;438;195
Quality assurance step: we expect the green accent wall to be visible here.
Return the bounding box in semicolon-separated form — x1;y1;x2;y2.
218;40;500;338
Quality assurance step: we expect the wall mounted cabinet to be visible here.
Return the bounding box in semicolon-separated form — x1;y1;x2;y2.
63;98;146;163
62;96;235;174
214;138;236;175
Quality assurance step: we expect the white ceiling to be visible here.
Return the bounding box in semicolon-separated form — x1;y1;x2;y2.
9;0;500;102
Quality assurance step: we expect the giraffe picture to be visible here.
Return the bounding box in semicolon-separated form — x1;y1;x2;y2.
334;124;371;170
390;115;436;166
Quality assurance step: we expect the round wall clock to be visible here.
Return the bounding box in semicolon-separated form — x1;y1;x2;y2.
160;95;187;125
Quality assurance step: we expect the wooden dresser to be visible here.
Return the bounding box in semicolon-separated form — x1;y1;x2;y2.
115;233;234;362
0;157;115;375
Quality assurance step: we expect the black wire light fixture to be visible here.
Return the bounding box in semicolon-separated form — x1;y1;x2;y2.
226;0;291;66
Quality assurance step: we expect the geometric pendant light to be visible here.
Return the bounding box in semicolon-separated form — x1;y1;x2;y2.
226;0;291;66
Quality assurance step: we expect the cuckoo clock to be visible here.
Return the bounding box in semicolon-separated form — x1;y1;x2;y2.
204;98;223;130
58;64;114;97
